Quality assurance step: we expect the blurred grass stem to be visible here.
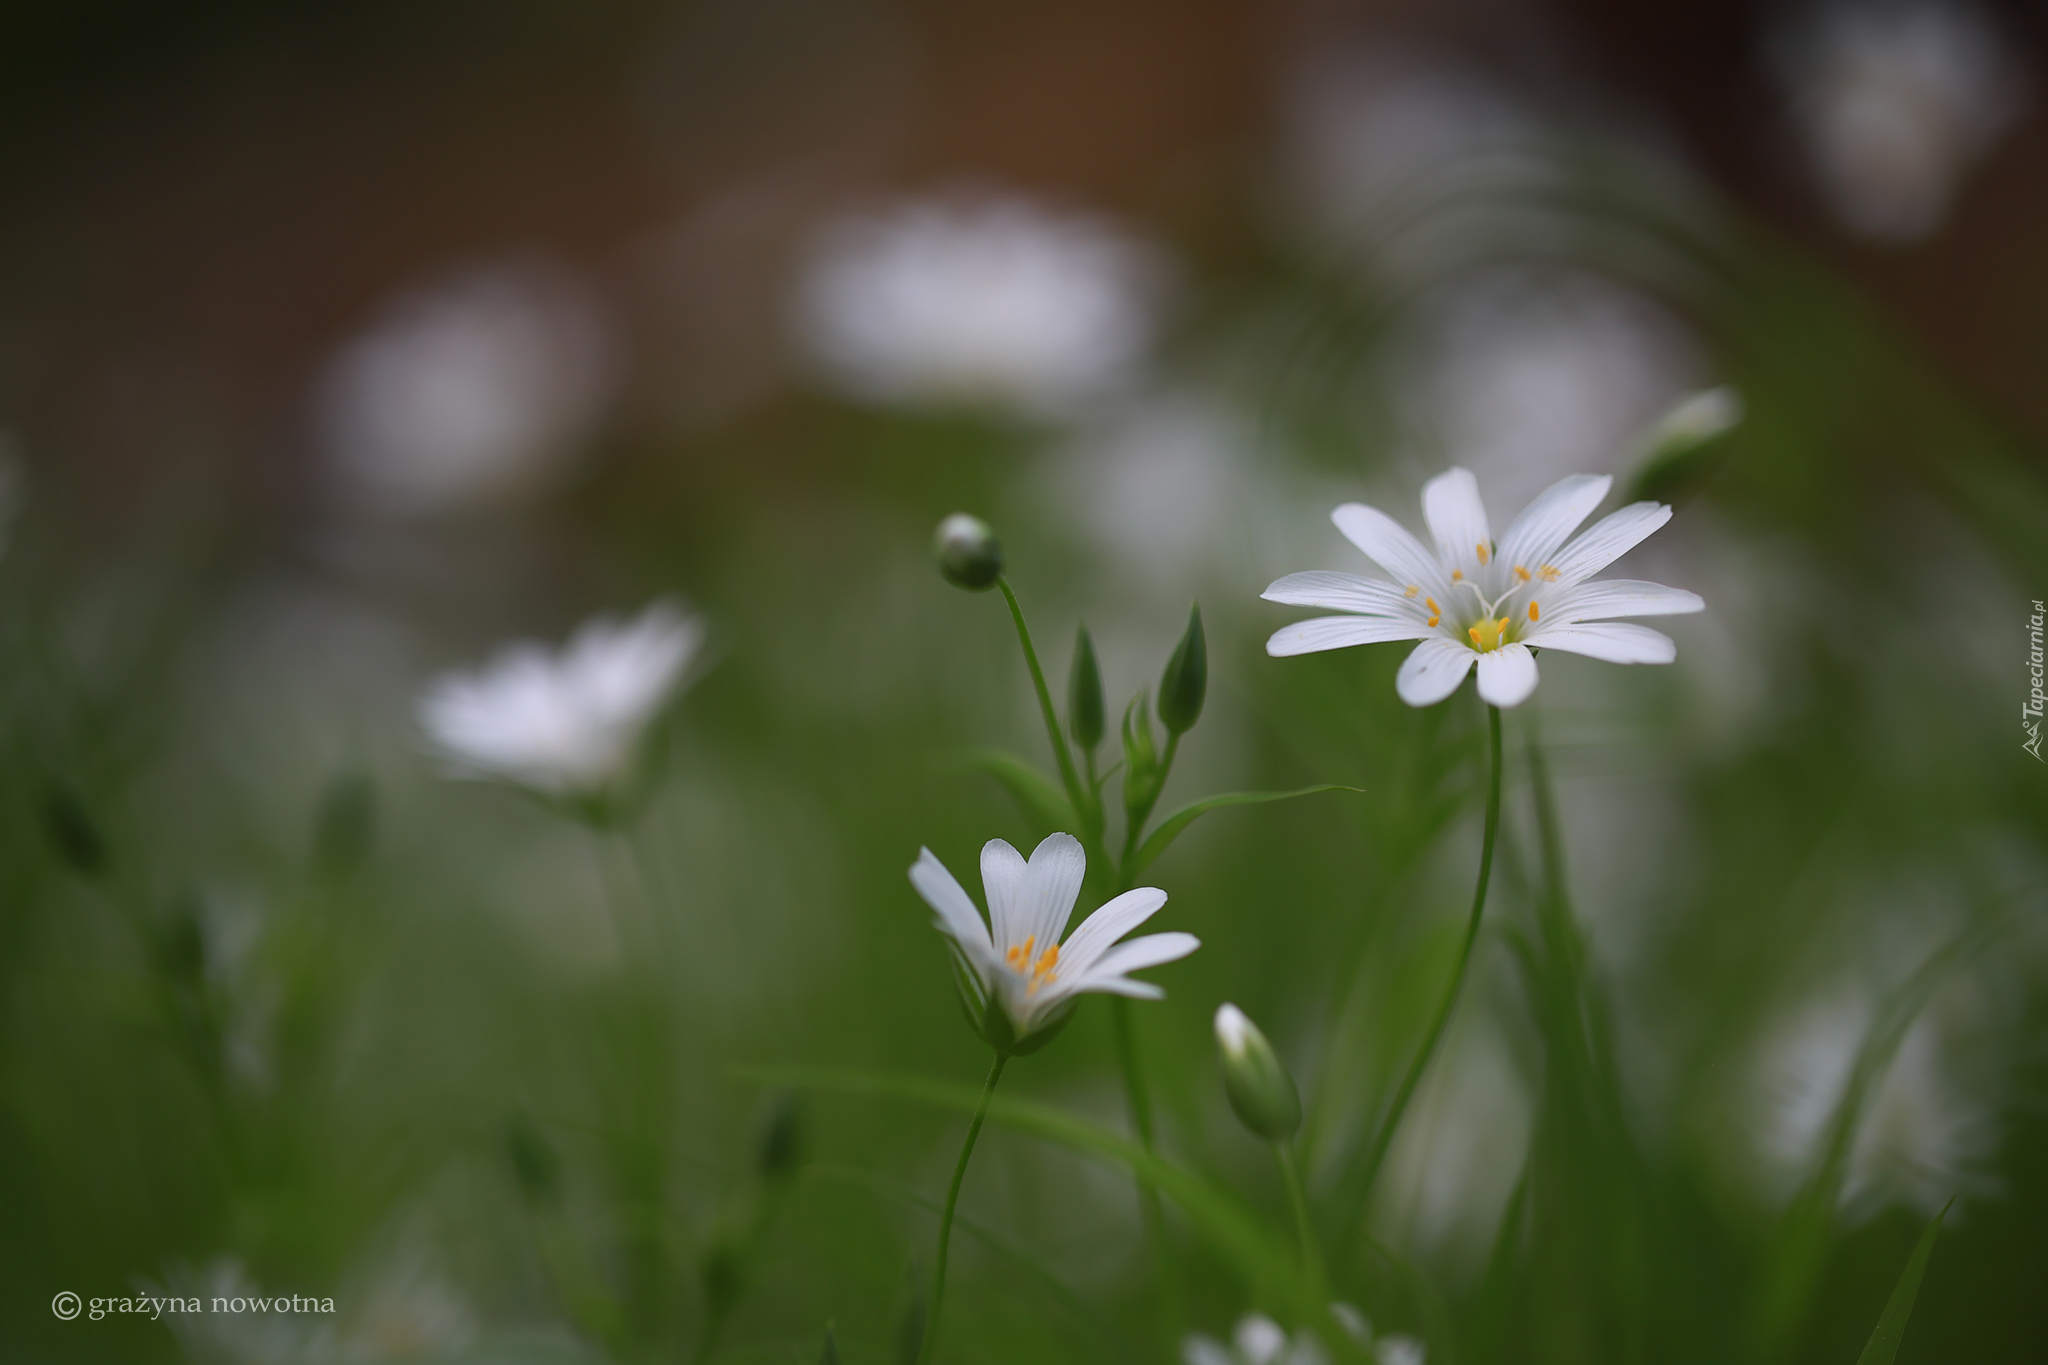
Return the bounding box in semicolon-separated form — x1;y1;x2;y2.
1339;703;1502;1267
918;1051;1007;1365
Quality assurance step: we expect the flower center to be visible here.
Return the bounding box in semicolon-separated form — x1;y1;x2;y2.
1005;936;1060;994
1468;615;1511;652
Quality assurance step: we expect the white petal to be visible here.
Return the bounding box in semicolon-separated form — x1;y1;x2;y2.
1017;832;1087;954
1056;886;1166;978
1474;643;1539;708
1547;579;1704;621
909;848;994;966
1495;474;1611;572
1331;503;1451;598
1266;616;1437;657
1421;466;1491;578
1548;502;1671;586
1077;931;1200;984
1394;637;1476;707
1526;622;1676;664
1261;570;1425;618
978;838;1029;949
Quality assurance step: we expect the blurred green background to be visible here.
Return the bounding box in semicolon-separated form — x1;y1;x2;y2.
2;1;2046;1362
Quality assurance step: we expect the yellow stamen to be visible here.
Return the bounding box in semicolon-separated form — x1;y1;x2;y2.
1026;943;1060;995
1476;542;1490;565
1403;584;1420;599
1451;568;1464;582
1425;596;1440;628
1514;565;1531;583
1528;601;1539;621
1538;564;1561;582
1006;935;1036;971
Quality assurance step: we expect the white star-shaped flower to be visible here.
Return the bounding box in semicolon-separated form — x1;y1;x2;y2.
1263;467;1702;708
418;602;704;795
909;833;1198;1047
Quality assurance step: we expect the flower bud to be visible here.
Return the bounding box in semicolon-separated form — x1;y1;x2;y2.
1068;624;1105;753
1625;386;1743;509
1122;692;1162;830
1214;1003;1301;1142
932;513;1004;591
1157;602;1207;735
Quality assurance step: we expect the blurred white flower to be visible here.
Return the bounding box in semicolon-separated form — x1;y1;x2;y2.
156;1259;319;1365
1181;1304;1416;1365
1278;45;1533;242
908;832;1198;1044
336;1264;475;1362
1776;1;2027;241
1263;468;1702;708
319;257;617;516
1393;271;1703;512
418;602;704;796
796;191;1167;417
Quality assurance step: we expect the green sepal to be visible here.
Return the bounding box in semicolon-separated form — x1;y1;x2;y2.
1121;692;1162;835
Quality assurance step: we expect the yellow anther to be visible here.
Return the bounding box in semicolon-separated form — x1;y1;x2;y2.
1514;565;1531;583
1026;944;1060;994
1476;542;1490;565
1006;936;1037;971
1452;568;1464;582
1538;564;1561;582
1425;597;1441;628
1403;584;1420;599
1528;601;1540;621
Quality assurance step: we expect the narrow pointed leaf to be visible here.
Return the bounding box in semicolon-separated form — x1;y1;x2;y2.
1128;785;1363;880
1855;1196;1955;1365
948;749;1077;836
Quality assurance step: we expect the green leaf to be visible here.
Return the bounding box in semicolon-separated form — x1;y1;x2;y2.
948;749;1077;836
1127;785;1363;880
738;1064;1363;1352
1855;1197;1954;1365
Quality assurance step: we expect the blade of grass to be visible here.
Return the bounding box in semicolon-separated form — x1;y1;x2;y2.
1854;1197;1954;1365
1125;786;1363;881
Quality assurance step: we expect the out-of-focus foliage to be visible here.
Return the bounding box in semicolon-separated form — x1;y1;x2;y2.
1;7;2045;1365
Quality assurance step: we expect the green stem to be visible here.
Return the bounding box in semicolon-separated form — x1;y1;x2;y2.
1276;1142;1326;1305
996;577;1087;818
1112;995;1181;1347
918;1052;1008;1365
1339;702;1503;1266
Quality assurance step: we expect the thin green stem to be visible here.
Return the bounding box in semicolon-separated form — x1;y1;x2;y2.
918;1052;1008;1365
1276;1142;1326;1305
1338;702;1503;1267
996;577;1087;817
1112;995;1181;1347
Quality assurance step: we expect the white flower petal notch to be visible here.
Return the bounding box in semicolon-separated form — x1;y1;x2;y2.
418;601;706;802
908;832;1198;1053
1263;467;1702;707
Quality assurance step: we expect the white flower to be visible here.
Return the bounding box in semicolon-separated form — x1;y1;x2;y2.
1262;467;1702;708
418;602;704;795
319;257;616;516
1776;1;2026;241
908;832;1197;1044
1181;1306;1412;1365
797;192;1166;417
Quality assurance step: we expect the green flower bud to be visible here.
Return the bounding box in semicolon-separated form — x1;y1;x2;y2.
1157;602;1207;735
1068;624;1105;753
932;513;1004;591
1122;692;1162;831
820;1325;841;1365
1214;1002;1301;1142
1625;386;1743;509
